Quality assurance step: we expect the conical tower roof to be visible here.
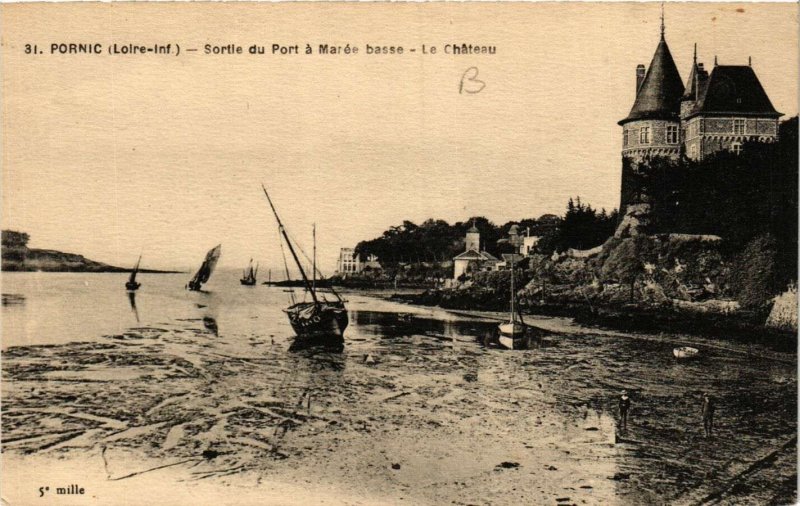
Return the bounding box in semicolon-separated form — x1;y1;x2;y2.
682;55;698;101
682;44;707;102
619;34;684;125
681;66;698;101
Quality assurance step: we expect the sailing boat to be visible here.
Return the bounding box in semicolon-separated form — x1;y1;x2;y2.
497;255;530;350
240;258;258;285
262;184;348;339
125;255;142;291
187;244;222;291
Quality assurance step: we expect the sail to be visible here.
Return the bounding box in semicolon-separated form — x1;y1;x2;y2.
242;258;257;283
191;244;222;285
128;255;141;283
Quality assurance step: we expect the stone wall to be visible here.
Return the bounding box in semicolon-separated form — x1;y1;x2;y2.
622;119;681;161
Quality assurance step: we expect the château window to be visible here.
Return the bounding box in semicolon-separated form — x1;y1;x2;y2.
640;126;650;144
733;119;745;135
666;125;679;144
623;129;628;147
690;144;698;158
732;142;742;155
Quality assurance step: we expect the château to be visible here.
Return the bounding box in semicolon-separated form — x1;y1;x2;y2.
619;14;782;162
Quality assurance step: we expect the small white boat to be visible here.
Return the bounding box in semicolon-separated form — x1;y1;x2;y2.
496;254;530;350
673;346;699;359
498;322;530;350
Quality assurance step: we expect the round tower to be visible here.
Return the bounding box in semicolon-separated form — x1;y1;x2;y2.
618;16;684;162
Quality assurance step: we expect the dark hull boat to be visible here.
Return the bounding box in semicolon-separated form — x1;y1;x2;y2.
240;258;258;285
187;244;222;291
285;301;348;337
126;255;142;291
262;184;348;342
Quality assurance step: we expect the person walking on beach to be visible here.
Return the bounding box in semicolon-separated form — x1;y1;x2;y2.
702;393;716;437
619;390;631;431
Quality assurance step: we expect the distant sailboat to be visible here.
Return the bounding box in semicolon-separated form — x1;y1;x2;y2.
262;184;348;339
240;258;258;286
125;255;142;291
187;244;222;291
497;255;530;350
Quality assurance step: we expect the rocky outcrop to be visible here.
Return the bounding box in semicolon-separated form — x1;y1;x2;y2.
614;203;651;238
766;285;798;332
2;247;127;272
521;233;732;309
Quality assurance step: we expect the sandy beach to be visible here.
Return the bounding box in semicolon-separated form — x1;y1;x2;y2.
2;283;796;505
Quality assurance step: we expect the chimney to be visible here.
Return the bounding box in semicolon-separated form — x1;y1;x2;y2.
636;64;646;92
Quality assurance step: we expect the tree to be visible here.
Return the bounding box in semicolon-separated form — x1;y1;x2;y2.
535;198;618;254
1;230;30;262
529;254;556;301
729;234;782;310
1;230;29;248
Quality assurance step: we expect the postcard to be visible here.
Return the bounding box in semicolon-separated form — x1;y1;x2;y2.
1;2;797;505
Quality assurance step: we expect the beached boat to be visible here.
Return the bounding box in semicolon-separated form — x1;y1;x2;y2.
497;255;530;350
240;258;258;285
187;244;222;291
125;255;142;291
262;184;348;339
673;346;699;359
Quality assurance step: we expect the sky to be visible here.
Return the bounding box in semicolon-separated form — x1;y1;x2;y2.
2;2;798;272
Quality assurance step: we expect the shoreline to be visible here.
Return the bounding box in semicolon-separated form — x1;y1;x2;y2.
359;289;798;360
1;267;183;274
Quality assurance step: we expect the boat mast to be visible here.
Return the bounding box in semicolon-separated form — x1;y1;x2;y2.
262;184;318;304
510;255;515;322
312;223;316;293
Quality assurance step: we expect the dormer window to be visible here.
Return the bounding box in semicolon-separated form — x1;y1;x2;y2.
640;126;651;144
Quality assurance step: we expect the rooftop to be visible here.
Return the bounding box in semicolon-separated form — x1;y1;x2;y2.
619;34;684;126
684;64;782;119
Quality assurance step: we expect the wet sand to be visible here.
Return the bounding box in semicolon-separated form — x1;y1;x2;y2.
2;298;796;505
